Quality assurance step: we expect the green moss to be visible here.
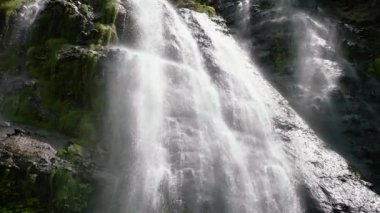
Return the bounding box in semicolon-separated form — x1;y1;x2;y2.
27;38;68;78
50;168;92;213
0;0;31;11
174;0;216;16
274;52;286;73
369;56;380;79
6;39;101;143
79;4;92;18
193;3;216;16
0;88;47;128
100;0;118;25
0;50;20;73
273;40;288;73
0;0;31;30
90;23;118;46
57;109;97;145
1;0;106;147
29;1;87;46
57;144;83;160
0;169;46;212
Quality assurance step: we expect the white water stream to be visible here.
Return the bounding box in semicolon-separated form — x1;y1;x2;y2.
104;0;300;212
10;0;46;44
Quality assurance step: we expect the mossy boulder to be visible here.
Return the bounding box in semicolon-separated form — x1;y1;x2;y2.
22;45;103;142
2;43;105;145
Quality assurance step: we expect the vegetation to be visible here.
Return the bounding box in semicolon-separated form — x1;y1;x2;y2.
369;56;380;79
0;165;92;212
173;0;216;16
49;168;92;213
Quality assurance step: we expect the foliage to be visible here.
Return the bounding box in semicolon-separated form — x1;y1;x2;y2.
0;168;46;212
49;168;92;213
174;0;216;16
193;2;216;16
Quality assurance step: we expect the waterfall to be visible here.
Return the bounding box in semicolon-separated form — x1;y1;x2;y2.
99;0;380;212
19;0;45;28
292;12;342;103
271;0;343;102
236;0;349;143
0;0;45;100
10;0;46;45
239;0;250;30
103;0;300;212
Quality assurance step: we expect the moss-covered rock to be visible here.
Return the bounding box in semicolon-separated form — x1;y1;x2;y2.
0;84;48;128
21;44;102;142
0;132;94;213
0;0;120;149
50;168;92;213
29;0;91;46
173;0;216;16
317;0;380;80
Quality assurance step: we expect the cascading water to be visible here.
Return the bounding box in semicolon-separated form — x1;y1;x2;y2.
0;0;379;212
19;0;45;28
236;0;349;146
264;0;344;103
102;0;301;212
239;0;250;29
0;0;45;101
10;0;46;45
291;11;343;103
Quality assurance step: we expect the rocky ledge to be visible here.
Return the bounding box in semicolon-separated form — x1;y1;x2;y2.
0;122;95;212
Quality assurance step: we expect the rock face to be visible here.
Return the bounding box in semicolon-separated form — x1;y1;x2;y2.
319;0;380;56
0;133;58;172
0;125;94;212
